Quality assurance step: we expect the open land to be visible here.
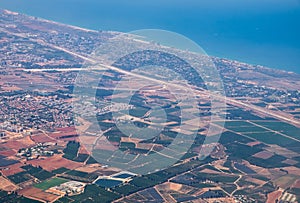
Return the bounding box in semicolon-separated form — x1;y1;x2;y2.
0;9;299;203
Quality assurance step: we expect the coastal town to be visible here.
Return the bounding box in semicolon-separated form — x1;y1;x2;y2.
0;9;300;203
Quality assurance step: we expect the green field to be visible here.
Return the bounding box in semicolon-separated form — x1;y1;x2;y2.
218;121;256;128
7;171;31;184
220;120;298;150
34;177;68;190
63;141;80;160
52;167;69;174
68;184;121;203
219;120;300;138
221;121;266;133
253;121;300;140
242;131;294;146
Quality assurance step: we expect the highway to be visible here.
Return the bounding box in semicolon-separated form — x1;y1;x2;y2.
2;27;300;128
51;38;300;128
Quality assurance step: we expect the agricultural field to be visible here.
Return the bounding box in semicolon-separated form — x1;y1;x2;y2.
34;177;68;190
0;9;299;203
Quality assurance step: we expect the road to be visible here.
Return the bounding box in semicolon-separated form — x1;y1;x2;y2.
1;27;300;128
247;120;300;143
44;33;300;128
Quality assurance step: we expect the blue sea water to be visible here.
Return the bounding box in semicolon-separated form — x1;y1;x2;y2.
0;0;300;73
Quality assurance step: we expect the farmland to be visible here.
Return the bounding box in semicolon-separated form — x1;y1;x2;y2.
0;8;300;203
34;177;68;190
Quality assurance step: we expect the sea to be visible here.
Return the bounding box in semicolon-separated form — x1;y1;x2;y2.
1;0;300;73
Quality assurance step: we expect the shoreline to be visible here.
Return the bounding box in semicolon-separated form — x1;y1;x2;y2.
1;8;299;74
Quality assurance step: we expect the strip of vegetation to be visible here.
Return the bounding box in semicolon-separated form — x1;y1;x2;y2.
73;153;89;162
62;141;80;160
7;171;31;184
21;165;54;181
0;191;40;203
52;167;69;174
66;184;121;203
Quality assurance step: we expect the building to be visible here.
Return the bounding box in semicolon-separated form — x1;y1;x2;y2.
46;181;86;196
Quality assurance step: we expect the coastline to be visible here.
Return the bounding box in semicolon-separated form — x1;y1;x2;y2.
1;8;299;74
